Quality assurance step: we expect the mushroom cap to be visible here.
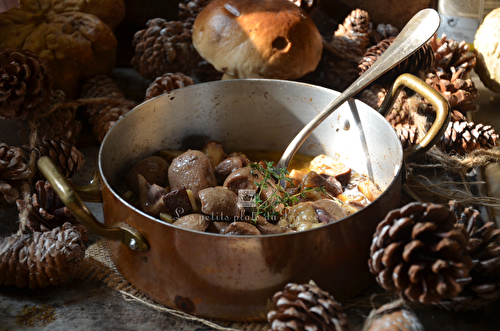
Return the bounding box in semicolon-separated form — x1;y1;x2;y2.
192;0;322;79
474;7;500;93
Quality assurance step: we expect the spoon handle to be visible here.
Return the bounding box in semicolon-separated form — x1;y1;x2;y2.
276;8;441;170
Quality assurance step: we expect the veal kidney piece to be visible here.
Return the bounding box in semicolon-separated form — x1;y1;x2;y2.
168;150;217;201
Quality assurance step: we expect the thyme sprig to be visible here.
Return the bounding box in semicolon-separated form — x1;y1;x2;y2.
248;162;333;223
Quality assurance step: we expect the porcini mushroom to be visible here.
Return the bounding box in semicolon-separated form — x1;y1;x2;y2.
192;0;322;80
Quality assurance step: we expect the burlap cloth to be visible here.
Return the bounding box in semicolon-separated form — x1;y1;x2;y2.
77;238;271;331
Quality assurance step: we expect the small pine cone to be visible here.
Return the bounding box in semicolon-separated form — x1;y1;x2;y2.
329;9;373;61
363;300;424;331
18;90;81;146
82;74;127;101
438;202;500;311
359;84;387;110
16;180;80;233
369;202;473;304
394;123;419;150
425;69;479;115
178;0;212;24
28;139;85;179
0;222;86;289
438;120;499;155
429;34;477;77
267;282;349;331
0;49;52;120
131;19;200;80
145;72;195;101
371;23;399;44
81;75;136;143
359;37;435;84
384;89;409;127
0;143;32;203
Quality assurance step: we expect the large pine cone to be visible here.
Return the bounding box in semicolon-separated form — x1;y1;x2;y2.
145;72;195;101
131;19;200;80
81;75;136;143
0;222;86;289
0;143;32;203
425;68;479;115
369;202;473;304
359;37;435;84
429;34;477;77
438;119;499;155
267;283;349;331
438;202;500;310
16;180;81;234
0;49;52;121
28;139;85;179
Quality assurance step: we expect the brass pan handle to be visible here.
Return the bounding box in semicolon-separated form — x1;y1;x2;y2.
378;73;450;161
377;73;451;202
38;156;149;252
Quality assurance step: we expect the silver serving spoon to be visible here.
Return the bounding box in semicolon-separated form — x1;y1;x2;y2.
275;8;441;174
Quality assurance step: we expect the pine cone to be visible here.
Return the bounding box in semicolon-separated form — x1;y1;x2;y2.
131;19;200;80
267;282;349;331
394;123;419;150
369;202;473;304
145;72;195;101
16;180;80;233
0;143;32;203
359;37;435;84
438;119;499;155
178;0;212;25
425;68;479;115
81;75;136;143
438;202;500;310
371;23;399;44
359;84;387;110
429;34;477;77
321;9;373;90
28;139;85;179
18;90;81;146
0;222;86;289
363;300;424;331
0;49;52;120
384;89;410;126
329;9;373;60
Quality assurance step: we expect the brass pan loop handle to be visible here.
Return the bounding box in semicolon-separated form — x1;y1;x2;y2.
37;156;150;252
378;73;451;162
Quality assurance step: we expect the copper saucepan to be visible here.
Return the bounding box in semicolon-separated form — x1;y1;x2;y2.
39;74;449;321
